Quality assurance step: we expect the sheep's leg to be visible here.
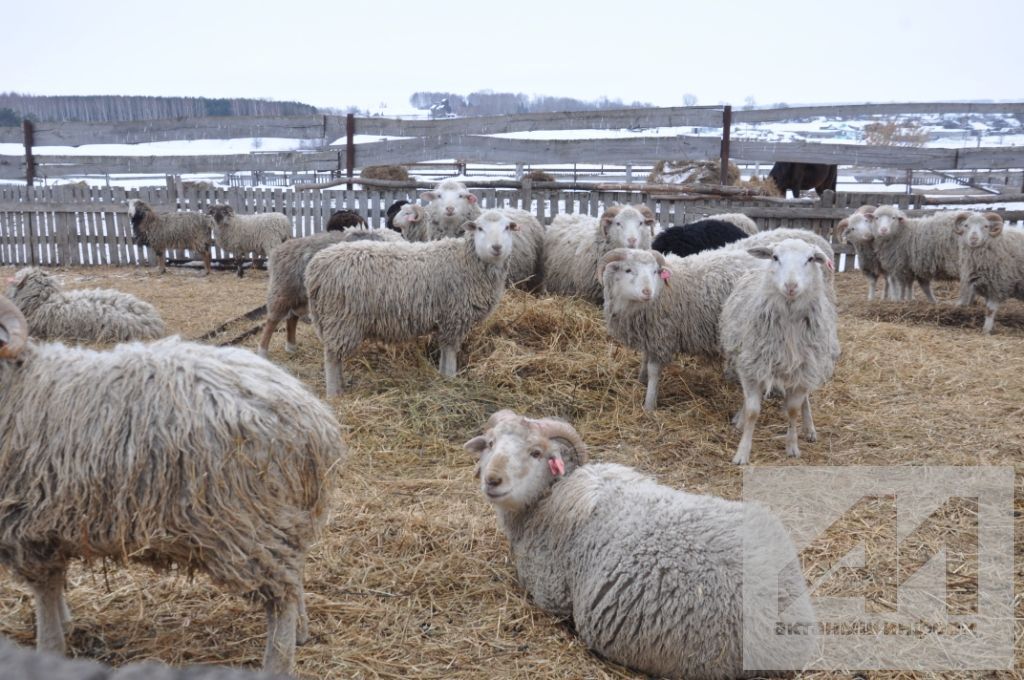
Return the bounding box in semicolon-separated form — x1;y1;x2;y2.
638;352;648;384
903;279;915;301
257;317;281;358
866;275;877;301
285;315;299;353
983;299;999;334
731;408;743;431
156;253;167;275
957;279;976;306
732;381;761;465
296;581;309;645
236;256;246;278
439;344;458;377
32;571;67;654
642;360;661;412
201;250;211;276
801;395;817;442
324;347;345;397
262;596;298;674
784;388;807;459
918;279;936;303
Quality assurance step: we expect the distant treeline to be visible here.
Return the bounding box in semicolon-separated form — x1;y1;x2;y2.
0;93;319;125
409;91;654;117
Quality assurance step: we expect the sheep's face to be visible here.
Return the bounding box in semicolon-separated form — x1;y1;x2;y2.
600;205;655;250
599;248;668;310
955;212;1003;248
867;207;905;238
392;204;425;232
466;211;518;264
465;417;567;511
749;239;828;301
207;204;234;224
841;212;874;245
422;181;479;231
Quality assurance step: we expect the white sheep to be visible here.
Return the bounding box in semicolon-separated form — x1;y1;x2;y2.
837;205;889;300
954;212;1024;334
421;178;482;239
465;410;817;679
127;199;213;275
599;246;761;411
864;206;971;303
391;203;432;242
720;239;840;465
703;211;759;235
257;227;403;358
306;209;518;396
543;204;657;304
0;295;346;674
207;204;291;278
5;267;166;343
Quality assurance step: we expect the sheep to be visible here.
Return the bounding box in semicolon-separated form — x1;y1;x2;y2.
705;211;759;235
492;207;545;291
207;204;291;278
542;204;657;304
726;227;835;264
421;178;482;239
5;267;166;343
864;206;971;303
465;410;817;680
600;247;761;411
954;212;1024;334
0;636;287;679
391;203;431;242
384;199;410;231
0;294;346;674
306;209;517;396
836;205;889;300
651;218;749;258
719;239;840;465
325;209;367;232
257;227;403;358
127;199;213;275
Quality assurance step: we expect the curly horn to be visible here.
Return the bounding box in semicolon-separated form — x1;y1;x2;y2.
530;418;588;468
597;248;632;283
0;294;27;360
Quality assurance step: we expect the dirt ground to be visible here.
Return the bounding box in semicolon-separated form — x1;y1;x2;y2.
0;264;1021;679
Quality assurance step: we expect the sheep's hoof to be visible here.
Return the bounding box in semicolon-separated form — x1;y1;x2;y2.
786;445;802;459
803;428;817;443
285;342;298;354
731;451;750;465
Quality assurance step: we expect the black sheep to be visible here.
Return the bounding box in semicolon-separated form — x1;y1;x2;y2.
651;219;748;258
325;209;367;232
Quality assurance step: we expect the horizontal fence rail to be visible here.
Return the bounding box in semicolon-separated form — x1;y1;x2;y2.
1;184;1022;272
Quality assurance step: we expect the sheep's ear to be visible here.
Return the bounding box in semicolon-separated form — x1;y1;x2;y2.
834;218;849;240
507;221;520;232
466;193;478;205
464;436;488;457
859;204;877;214
651;250;667;269
421;191;437;201
863;212;875;222
811;247;828;265
463;221;478;232
638;205;656;226
985;212;1004;235
953;212;971;234
747;246;774;259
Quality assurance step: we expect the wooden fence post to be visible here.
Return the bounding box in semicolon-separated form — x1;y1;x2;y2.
719;105;732;186
22;120;35;187
346;113;355;190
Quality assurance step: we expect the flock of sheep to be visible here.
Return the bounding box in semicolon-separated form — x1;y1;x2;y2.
0;176;1020;679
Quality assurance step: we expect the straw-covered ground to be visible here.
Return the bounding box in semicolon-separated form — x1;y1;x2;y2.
0;264;1022;679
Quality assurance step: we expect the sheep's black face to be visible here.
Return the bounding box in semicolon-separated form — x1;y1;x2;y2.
208;205;233;225
130;210;148;246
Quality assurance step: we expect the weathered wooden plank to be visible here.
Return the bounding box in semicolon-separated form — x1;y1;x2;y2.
731;102;1024;124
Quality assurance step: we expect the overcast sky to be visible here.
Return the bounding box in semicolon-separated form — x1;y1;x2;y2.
4;0;1022;113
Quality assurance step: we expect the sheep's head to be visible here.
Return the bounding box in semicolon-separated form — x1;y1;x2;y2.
866;205;905;238
421;180;479;235
392;204;427;234
126;199;150;244
748;238;829;301
465;210;518;264
464;410;587;512
5;267;57;304
207;204;235;225
0;294;27;360
599;204;656;249
598;248;669;312
838;206;876;244
954;211;1004;248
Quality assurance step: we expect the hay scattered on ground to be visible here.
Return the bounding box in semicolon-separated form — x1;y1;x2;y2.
0;265;1022;678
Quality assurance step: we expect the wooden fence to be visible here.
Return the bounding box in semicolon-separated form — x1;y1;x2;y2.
2;183;1023;271
3;102;1024;183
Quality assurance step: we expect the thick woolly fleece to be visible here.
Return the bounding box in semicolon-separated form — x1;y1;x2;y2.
494;207;546;290
212;210;291;258
871;206;961;290
0;337;345;600
306;235;507;356
709;212;759;236
959;225;1024;307
652;219;748;258
129;200;213;254
603;248;760;365
6;267;165;342
497;462;816;679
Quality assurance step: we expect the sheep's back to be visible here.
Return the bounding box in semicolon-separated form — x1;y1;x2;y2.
267;231;348;317
29;288;166;342
542;217;605;301
144;212;213;252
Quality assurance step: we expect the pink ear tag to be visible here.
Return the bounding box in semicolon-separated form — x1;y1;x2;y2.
548;458;565;477
826;259;835;272
659;269;671;281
